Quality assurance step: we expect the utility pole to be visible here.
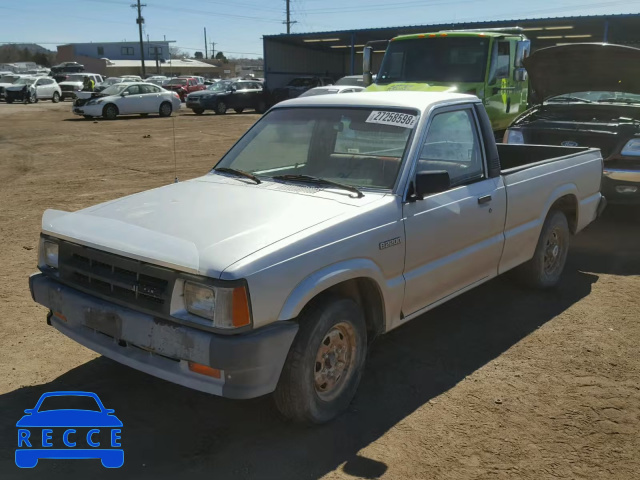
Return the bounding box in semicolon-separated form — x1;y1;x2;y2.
204;28;208;59
210;41;216;59
284;0;296;34
131;0;147;77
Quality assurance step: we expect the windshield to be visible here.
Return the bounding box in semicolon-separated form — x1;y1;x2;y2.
547;91;640;104
288;78;317;87
377;37;490;84
336;76;364;86
215;107;417;190
14;78;35;85
103;77;121;85
38;395;101;412
167;78;187;85
207;82;231;92
66;74;85;82
0;76;20;83
102;84;130;96
300;88;339;97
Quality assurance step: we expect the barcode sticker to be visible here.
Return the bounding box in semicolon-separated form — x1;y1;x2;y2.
366;111;418;128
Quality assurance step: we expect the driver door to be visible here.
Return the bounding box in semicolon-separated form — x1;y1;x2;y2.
118;85;142;114
401;105;506;316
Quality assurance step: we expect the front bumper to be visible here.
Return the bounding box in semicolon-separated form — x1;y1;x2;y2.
30;274;298;399
602;168;640;205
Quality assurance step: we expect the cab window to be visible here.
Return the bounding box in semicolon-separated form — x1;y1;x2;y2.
418;108;484;187
488;41;511;84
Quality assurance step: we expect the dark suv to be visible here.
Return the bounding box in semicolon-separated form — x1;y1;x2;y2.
186;80;266;115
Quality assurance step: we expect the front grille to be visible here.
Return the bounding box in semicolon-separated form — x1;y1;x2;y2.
58;241;174;315
60;85;76;92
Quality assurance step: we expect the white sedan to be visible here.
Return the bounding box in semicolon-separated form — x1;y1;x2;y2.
298;85;365;97
72;82;182;120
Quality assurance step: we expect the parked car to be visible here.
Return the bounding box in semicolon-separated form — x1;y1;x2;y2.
5;76;62;103
94;77;136;93
271;76;334;103
164;77;206;101
186;80;266;114
299;85;365;97
146;75;167;86
50;62;84;74
72;82;181;120
335;75;365;87
504;43;640;205
0;74;28;101
59;73;103;101
30;91;605;424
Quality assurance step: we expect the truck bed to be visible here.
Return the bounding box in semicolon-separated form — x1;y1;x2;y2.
497;144;592;172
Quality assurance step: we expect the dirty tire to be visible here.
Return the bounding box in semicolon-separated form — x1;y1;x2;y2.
512;210;570;289
274;295;367;424
52;92;60;103
102;104;118;120
192;107;204;115
215;101;227;115
234;108;244;114
6;98;13;104
159;102;172;117
255;100;267;114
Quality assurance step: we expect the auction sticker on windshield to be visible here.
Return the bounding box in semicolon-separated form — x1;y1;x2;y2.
366;111;417;128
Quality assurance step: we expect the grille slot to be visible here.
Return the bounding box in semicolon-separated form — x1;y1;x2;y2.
59;241;174;315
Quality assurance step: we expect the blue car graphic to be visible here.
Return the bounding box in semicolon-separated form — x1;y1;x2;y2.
15;391;123;468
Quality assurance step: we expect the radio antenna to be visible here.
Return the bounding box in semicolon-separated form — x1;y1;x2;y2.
172;116;178;183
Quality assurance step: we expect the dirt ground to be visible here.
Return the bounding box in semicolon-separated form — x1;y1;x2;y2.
0;101;639;479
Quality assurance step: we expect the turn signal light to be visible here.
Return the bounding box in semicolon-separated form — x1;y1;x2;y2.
188;362;221;378
232;287;251;328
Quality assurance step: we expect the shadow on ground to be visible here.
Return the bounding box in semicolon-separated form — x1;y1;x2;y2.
2;207;637;479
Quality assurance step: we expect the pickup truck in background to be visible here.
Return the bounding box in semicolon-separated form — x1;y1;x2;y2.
30;91;605;424
163;77;206;102
504;43;640;205
363;29;531;134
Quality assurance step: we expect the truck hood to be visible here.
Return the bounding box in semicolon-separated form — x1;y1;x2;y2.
524;43;640;102
42;175;378;277
365;82;460;93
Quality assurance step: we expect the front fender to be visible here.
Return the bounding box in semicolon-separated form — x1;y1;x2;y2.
277;259;387;321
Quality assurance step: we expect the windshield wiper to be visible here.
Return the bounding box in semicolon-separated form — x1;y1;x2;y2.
213;167;261;184
272;174;364;198
596;97;640;104
547;96;593;104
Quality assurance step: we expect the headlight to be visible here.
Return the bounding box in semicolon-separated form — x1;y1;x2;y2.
621;138;640;156
504;129;524;144
183;281;251;329
87;99;104;106
43;241;59;269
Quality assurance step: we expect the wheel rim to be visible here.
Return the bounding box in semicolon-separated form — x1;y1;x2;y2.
543;227;564;276
161;104;171;115
314;322;357;401
218;102;226;113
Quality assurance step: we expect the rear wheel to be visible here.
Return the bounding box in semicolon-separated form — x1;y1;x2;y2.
52;92;60;103
215;101;227;115
159;101;172;117
274;295;367;424
511;210;570;288
102;104;118;120
234;108;244;114
192;107;205;115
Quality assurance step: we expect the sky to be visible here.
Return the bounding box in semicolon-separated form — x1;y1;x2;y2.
1;0;639;58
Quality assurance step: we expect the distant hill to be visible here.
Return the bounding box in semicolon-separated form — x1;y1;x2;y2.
4;43;54;54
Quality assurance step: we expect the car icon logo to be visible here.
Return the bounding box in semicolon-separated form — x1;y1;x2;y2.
561;140;579;147
15;391;123;468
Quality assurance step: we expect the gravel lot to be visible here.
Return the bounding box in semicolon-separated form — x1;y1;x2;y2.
1;101;638;479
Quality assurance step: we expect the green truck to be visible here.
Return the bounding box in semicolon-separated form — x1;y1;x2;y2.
363;30;531;134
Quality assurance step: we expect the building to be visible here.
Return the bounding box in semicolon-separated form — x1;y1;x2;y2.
263;13;640;89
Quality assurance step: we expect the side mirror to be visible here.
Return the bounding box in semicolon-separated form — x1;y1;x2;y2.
121;91;129;97
363;46;373;87
414;171;450;200
515;40;531;68
105;409;115;414
24;409;34;414
514;68;528;82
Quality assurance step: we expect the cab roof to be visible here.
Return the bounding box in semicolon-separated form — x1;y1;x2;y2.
274;91;478;114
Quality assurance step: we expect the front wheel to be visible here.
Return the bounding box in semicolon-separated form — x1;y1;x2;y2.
234;108;244;114
511;210;570;288
6;98;13;104
192;107;204;115
102;104;118;120
274;295;367;424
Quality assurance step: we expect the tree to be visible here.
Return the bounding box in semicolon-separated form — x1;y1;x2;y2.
194;51;203;59
169;47;186;59
215;51;228;63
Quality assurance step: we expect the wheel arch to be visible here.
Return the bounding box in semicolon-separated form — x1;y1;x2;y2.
278;260;387;341
102;102;119;116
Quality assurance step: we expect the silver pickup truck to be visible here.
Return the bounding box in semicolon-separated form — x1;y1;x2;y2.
30;92;606;423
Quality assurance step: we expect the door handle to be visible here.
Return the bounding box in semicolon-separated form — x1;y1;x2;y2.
477;195;492;204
